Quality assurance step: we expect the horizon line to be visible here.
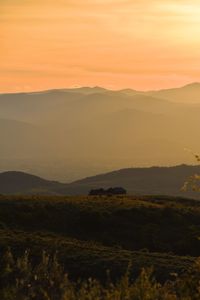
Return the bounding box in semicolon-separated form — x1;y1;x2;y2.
0;81;200;95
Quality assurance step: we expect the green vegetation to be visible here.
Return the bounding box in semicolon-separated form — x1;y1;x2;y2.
0;194;200;298
0;229;193;282
1;195;200;256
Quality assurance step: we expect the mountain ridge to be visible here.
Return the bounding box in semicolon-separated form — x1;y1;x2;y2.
1;82;200;96
0;83;200;180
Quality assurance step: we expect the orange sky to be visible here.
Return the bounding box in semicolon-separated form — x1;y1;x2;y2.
1;0;200;92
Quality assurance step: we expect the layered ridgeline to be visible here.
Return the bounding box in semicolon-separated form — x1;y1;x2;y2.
1;83;200;181
0;164;200;198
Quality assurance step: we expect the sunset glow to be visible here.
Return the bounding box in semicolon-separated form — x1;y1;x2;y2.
1;0;200;92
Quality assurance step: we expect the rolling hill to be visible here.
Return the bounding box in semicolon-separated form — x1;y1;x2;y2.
0;165;200;199
0;171;64;194
67;164;200;198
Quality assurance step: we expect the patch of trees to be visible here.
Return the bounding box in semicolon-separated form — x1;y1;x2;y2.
89;187;127;196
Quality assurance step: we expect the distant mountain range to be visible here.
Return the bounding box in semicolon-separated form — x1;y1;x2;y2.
1;165;200;199
146;82;200;103
1;83;200;181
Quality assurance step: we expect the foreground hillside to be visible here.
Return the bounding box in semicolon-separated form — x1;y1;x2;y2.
0;249;199;300
0;195;200;267
0;194;200;298
1;194;200;256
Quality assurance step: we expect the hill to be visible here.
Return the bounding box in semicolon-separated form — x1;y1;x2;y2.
1;165;200;198
66;164;200;198
0;171;64;194
0;194;198;280
0;194;199;297
1;84;200;180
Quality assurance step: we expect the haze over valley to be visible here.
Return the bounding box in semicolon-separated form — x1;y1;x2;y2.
0;82;200;181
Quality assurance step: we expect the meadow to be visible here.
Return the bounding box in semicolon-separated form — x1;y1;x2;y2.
0;194;200;298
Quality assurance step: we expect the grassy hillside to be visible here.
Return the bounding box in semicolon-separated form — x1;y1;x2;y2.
0;195;200;274
0;194;200;298
0;248;198;300
0;229;193;282
1;194;200;257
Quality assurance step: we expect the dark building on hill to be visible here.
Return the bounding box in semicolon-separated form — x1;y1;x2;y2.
89;187;127;196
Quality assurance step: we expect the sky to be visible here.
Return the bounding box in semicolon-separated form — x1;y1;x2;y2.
1;0;200;92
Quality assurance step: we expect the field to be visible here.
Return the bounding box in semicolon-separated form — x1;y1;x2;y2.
0;194;200;298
